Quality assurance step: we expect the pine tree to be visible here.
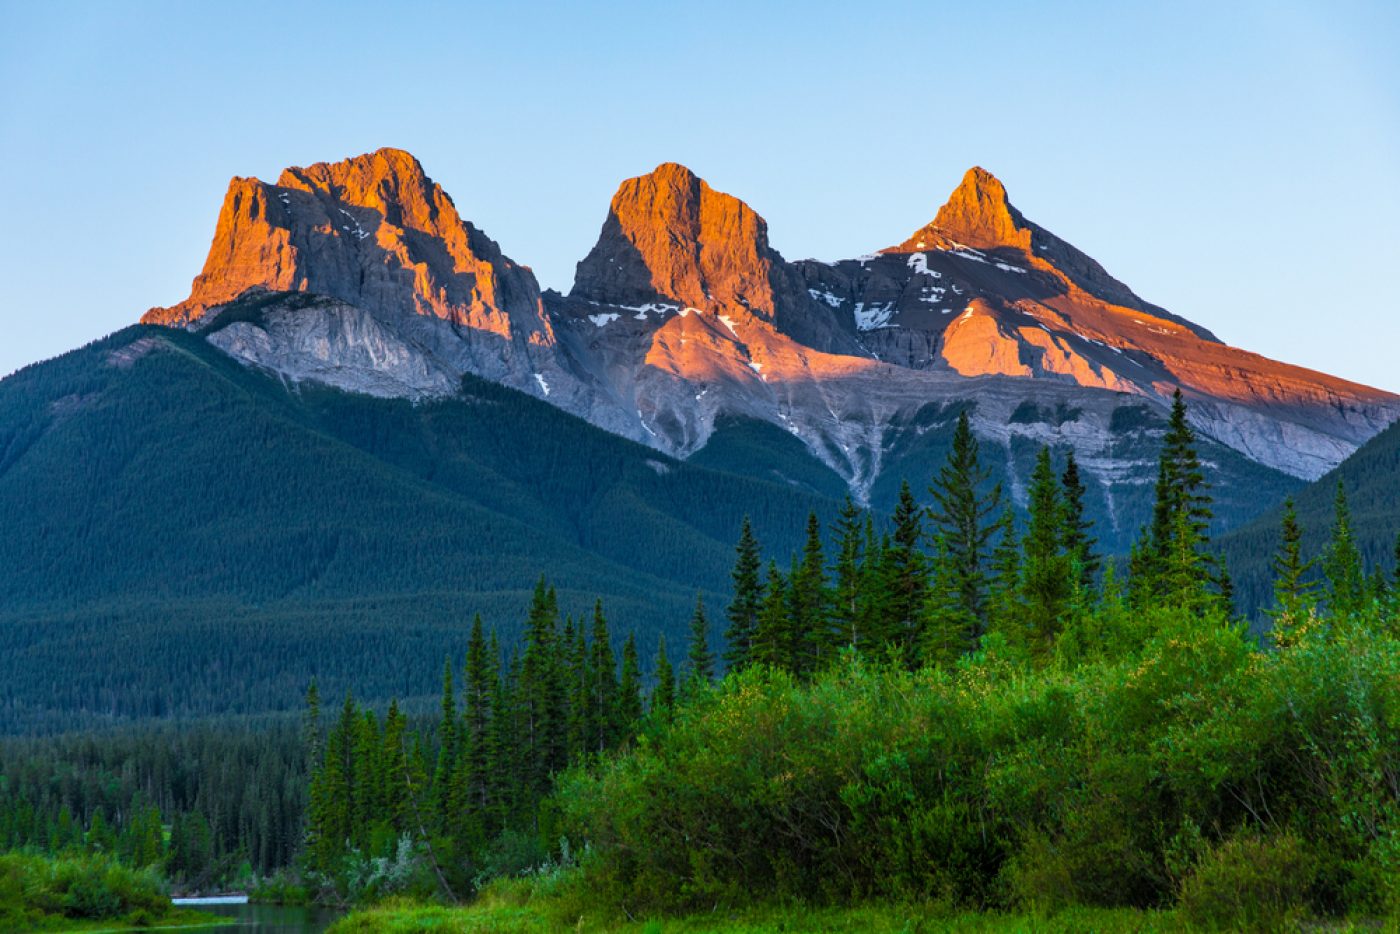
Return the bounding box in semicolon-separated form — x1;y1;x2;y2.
751;561;792;670
461;616;494;822
884;480;929;665
651;635;675;718
924;536;975;666
432;658;458;833
685;593;715;690
1143;389;1215;607
790;512;830;675
1324;479;1366;619
1060;451;1100;590
615;635;644;741
830;496;867;651
381;699;410;833
724;517;763;671
986;507;1024;647
519;578;566;802
1020;447;1072;656
1269;498;1317;644
928;410;1002;631
589;600;617;753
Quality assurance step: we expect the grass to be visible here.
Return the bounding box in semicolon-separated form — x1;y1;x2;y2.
327;880;1191;933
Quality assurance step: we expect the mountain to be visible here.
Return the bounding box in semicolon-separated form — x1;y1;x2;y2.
8;148;1396;728
144;149;1397;554
0;325;840;732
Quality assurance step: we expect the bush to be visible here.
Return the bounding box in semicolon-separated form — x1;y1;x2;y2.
0;851;170;927
1178;832;1314;930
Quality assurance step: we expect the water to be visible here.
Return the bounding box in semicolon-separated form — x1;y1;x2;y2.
168;896;343;933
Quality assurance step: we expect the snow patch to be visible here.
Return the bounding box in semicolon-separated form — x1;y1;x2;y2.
906;252;943;278
533;374;550;396
807;288;844;308
587;312;620;327
853;301;897;331
717;315;739;337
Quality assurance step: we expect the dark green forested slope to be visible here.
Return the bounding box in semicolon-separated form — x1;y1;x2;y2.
1223;412;1400;617
0;327;840;731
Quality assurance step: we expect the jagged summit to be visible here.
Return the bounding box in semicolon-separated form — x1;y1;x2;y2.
142;147;544;336
569;162;777;316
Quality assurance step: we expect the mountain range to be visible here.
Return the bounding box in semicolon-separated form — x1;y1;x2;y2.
2;147;1396;729
142;149;1397;538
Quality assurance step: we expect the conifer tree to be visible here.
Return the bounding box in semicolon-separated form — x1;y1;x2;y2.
1269;498;1317;642
1020;447;1072;655
924;536;975;666
381;699;409;833
790;512;830;674
751;561;792;670
685;593;715;690
589;600;617;753
929;410;1002;630
884;480;929;664
724;517;763;671
432;658;458;831
1143;390;1215;607
986;507;1024;645
615;635;644;739
831;496;867;651
1324;479;1366;619
1060;451;1100;589
461;616;494;821
651;635;675;718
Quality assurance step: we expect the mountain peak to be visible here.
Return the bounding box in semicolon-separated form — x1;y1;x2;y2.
142;148;545;336
928;166;1029;251
569;163;775;314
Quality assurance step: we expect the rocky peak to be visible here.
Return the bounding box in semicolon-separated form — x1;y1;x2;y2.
569;162;779;317
143;147;547;344
928;166;1031;251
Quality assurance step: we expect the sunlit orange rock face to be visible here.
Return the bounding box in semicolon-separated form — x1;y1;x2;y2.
143;148;549;346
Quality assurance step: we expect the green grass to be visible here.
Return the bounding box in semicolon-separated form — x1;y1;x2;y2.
329;892;1187;933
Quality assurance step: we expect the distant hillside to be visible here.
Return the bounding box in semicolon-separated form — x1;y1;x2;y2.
1222;413;1400;620
0;327;841;732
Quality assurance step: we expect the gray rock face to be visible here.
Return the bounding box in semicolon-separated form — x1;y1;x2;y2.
154;151;1400;521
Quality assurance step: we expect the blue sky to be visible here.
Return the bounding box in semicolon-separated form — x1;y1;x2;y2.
2;0;1397;388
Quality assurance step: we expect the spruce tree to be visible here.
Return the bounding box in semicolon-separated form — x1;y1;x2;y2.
615;635;644;740
685;593;715;690
986;507;1024;646
432;658;458;832
1019;447;1072;656
790;512;830;675
1060;451;1100;589
884;480;929;664
1269;498;1317;642
1144;389;1214;607
751;561;792;670
928;410;1002;631
651;635;675;718
724;517;763;671
924;536;975;666
831;496;867;651
461;616;493;820
1324;479;1366;619
589;600;617;752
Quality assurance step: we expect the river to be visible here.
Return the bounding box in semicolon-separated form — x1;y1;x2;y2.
169;896;343;932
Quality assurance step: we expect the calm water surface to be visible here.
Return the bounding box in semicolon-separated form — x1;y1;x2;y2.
168;896;342;933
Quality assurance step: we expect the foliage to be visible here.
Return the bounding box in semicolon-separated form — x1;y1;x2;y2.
0;850;206;930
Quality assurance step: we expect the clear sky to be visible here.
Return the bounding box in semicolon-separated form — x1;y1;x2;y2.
2;0;1397;388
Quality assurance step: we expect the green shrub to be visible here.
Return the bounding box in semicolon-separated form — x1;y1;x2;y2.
1178;832;1314;930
